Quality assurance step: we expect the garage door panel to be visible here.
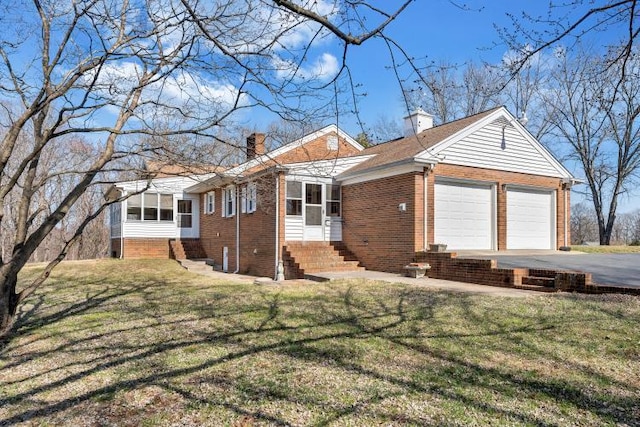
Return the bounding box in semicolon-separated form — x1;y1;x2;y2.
507;189;554;249
435;182;494;250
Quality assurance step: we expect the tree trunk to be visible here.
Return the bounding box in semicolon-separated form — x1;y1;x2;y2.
0;274;19;338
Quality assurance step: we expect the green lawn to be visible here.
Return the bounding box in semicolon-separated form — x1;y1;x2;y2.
571;245;640;253
1;259;639;426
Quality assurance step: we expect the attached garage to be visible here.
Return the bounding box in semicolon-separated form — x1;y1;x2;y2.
506;188;555;249
434;180;495;250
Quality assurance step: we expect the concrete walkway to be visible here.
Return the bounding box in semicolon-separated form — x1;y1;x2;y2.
178;259;541;297
308;270;542;297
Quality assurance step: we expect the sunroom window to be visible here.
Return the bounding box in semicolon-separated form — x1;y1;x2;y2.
126;193;173;221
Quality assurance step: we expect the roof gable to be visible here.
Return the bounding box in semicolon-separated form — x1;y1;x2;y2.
186;124;363;192
226;124;363;176
339;107;500;178
420;107;572;178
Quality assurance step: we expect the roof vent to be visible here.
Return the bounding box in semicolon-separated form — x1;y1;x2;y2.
404;109;434;136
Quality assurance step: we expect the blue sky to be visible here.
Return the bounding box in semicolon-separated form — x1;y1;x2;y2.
319;0;638;213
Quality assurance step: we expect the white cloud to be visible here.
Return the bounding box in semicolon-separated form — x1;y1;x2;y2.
83;61;243;126
275;52;339;82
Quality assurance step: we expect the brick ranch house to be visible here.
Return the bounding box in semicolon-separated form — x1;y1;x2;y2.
109;106;578;279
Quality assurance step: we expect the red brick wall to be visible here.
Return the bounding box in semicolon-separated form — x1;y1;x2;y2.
342;172;424;273
341;164;569;274
122;238;171;258
199;174;279;277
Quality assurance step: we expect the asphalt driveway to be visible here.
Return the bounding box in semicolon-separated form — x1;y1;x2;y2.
459;252;640;288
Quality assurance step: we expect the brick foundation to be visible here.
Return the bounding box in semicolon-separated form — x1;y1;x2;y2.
121;238;171;259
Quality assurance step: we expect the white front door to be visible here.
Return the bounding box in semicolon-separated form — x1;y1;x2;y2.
304;183;324;241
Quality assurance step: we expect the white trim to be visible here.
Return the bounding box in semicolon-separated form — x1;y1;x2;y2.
205;191;215;214
339;161;429;186
117;173;216;194
222;186;236;217
241;186;247;214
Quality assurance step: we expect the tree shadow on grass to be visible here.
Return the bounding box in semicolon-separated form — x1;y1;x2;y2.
1;278;638;426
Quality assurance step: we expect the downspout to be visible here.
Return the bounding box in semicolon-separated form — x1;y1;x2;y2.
423;164;434;251
274;175;280;280
120;199;124;259
233;184;240;273
564;186;568;247
423;169;428;250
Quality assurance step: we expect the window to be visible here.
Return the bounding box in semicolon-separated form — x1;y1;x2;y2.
127;194;142;220
243;182;257;213
286;181;302;216
144;193;158;220
126;193;173;221
326;184;341;217
223;186;235;217
205;192;215;214
177;200;192;228
160;194;173;221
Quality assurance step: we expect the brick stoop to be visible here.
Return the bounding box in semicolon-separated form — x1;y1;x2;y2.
282;241;364;279
169;239;207;260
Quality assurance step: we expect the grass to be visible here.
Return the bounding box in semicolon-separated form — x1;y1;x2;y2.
571;245;640;253
1;259;639;426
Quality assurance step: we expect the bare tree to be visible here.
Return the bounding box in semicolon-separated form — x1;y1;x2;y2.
571;202;599;244
405;61;503;125
0;0;413;337
500;1;639;82
544;48;640;244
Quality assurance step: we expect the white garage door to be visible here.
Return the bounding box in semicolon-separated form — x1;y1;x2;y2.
507;188;554;249
434;181;494;250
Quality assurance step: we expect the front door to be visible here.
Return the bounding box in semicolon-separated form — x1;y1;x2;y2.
304;183;324;241
177;197;199;238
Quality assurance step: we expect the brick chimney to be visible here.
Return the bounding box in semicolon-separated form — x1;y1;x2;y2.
404;109;434;136
246;133;265;160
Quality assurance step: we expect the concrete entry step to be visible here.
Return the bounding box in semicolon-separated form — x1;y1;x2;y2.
522;276;556;288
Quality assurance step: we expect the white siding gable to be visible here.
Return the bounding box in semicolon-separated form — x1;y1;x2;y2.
417;108;572;179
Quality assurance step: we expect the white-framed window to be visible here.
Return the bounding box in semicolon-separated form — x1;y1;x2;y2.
326;184;341;217
205;192;215;214
286;181;302;216
177;199;193;228
222;186;235;217
126;193;173;222
242;182;257;214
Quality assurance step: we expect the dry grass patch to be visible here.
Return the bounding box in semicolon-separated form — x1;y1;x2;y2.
571;245;640;253
1;259;639;426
